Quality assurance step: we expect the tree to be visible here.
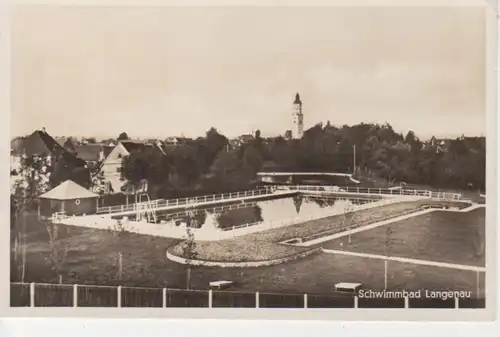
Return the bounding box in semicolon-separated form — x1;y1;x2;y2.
11;155;51;283
242;145;264;173
90;171;114;195
181;228;198;289
117;132;130;141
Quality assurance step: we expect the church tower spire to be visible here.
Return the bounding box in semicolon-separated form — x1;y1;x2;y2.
292;92;304;139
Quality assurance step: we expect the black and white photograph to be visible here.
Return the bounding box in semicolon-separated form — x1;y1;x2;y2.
4;0;495;321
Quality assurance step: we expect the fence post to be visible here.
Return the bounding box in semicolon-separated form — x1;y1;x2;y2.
304;294;308;308
117;286;122;308
255;292;260;308
404;296;409;309
354;295;358;308
208;290;213;308
73;284;78;307
30;282;35;308
455;297;459;309
162;288;167;308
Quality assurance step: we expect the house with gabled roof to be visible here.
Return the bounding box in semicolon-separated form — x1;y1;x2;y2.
74;144;114;174
98;140;165;193
10;129;91;194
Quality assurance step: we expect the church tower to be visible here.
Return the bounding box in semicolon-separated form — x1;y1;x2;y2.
292;92;304;139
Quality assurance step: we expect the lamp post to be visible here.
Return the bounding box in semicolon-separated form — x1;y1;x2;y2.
384;226;393;290
353;144;356;175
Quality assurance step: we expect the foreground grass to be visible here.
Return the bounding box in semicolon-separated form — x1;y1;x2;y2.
322;208;486;267
14;219;485;296
14;198;482;295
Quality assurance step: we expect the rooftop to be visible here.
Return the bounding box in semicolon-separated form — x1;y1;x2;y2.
39;180;98;200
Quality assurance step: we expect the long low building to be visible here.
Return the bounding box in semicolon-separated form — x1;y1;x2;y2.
257;171;360;185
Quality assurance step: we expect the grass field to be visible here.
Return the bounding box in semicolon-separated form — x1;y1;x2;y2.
12;205;485;297
321;208;485;267
168;199;471;262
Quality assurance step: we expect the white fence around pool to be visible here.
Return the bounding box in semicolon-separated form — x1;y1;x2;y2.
95;185;462;216
96;187;281;215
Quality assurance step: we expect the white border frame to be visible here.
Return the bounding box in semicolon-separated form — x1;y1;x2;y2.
0;0;497;330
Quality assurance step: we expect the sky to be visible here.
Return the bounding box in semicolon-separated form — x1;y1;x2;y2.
11;6;486;140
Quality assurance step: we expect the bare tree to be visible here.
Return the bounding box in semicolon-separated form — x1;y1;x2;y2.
181;227;198;290
109;219;132;282
384;226;395;290
45;221;72;284
342;202;357;244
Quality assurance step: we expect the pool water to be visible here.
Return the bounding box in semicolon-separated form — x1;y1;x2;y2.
143;195;380;230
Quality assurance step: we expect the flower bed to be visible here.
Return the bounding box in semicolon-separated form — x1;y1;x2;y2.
168;240;310;263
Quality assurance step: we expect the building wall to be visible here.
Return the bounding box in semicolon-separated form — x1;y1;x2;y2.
39;197;97;217
99;143;130;193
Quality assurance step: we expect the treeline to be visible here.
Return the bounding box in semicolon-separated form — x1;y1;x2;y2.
121;123;485;199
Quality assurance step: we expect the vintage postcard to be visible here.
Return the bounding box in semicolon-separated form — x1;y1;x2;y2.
1;0;497;321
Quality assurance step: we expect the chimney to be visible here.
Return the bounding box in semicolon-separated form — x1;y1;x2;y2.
42;127;46;133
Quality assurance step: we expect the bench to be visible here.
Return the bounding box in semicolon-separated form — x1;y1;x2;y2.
209;281;234;290
334;282;363;294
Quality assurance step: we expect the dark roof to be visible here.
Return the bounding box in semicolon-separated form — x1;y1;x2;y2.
75;144;103;162
164;137;192;144
120;141;147;153
103;145;114;157
21;130;67;157
63;138;77;153
239;134;254;142
120;141;165;156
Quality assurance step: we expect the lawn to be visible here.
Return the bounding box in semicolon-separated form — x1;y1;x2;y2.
321;208;485;267
167;199;425;262
14;198;481;295
12;209;485;301
167;199;471;262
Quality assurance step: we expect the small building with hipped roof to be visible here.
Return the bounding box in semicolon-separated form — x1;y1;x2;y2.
38;180;99;218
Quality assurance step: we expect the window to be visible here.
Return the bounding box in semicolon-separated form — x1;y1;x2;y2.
116;167;122;173
117;154;122;159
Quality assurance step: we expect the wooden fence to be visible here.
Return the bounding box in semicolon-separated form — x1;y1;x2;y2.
10;282;485;309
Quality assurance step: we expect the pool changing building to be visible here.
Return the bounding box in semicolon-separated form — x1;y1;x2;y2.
38;180;99;218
